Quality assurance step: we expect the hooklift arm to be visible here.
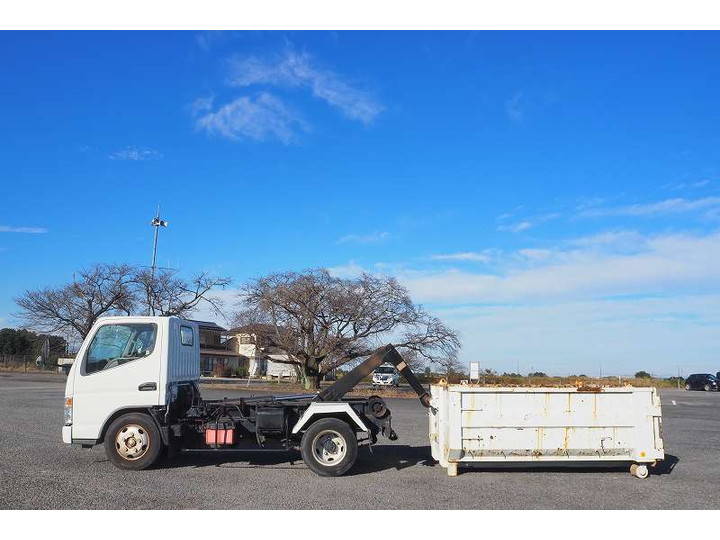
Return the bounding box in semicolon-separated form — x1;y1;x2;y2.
316;344;432;408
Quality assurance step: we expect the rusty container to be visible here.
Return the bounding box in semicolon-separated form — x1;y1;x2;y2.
429;385;664;478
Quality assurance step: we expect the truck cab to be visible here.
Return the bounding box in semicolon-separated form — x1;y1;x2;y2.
63;316;199;446
63;316;430;476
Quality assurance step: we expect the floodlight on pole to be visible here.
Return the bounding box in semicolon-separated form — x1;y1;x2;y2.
150;207;168;278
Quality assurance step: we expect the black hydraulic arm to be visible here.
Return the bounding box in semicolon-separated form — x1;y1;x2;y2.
316;344;431;408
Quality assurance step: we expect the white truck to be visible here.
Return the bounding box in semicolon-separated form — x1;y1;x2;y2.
62;316;430;476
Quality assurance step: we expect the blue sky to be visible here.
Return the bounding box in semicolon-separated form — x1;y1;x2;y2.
1;30;719;376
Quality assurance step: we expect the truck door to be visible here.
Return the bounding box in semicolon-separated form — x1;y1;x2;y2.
71;321;163;441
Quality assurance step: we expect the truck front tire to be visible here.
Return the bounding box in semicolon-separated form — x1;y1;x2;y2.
300;418;358;477
105;413;163;470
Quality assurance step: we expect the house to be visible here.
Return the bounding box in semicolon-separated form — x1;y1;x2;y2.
225;324;297;379
189;320;245;376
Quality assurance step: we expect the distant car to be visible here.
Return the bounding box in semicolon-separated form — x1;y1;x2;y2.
372;365;400;387
685;373;718;391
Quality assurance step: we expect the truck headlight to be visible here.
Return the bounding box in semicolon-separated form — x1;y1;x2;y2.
64;396;73;426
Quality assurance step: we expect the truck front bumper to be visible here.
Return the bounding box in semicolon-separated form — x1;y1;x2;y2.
62;425;72;444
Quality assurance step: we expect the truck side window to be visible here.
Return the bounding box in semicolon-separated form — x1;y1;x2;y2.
180;325;194;346
84;323;157;375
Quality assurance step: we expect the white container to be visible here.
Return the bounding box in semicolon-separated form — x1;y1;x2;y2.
429;385;664;478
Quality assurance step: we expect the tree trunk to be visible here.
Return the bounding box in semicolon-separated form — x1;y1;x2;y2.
301;361;322;390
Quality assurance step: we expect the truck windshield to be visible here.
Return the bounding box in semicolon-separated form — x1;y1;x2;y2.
375;366;395;374
85;323;157;374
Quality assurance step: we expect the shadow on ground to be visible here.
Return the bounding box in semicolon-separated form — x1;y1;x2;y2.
448;454;680;477
155;448;678;478
154;444;435;474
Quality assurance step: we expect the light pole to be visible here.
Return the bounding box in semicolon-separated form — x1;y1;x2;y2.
150;208;168;278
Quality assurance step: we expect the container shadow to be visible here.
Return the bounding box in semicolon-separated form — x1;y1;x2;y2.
652;454;679;475
452;454;680;476
349;444;436;476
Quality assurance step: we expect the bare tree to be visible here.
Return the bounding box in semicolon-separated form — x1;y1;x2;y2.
235;269;461;389
15;264;136;339
15;264;232;341
132;268;231;319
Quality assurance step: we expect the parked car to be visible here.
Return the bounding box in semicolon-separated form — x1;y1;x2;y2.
372;365;400;387
685;373;718;391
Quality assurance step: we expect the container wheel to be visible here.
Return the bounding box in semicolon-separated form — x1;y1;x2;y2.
104;412;163;470
630;463;649;479
300;418;358;477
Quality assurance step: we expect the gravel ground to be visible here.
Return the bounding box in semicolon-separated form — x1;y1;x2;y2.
0;372;717;509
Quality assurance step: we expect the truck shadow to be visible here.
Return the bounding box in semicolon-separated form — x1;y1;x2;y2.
163;450;307;471
159;444;435;473
160;449;678;477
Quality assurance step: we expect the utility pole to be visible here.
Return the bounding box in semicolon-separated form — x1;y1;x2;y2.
150;207;168;278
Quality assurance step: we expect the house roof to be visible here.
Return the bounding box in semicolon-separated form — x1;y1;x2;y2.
187;319;228;332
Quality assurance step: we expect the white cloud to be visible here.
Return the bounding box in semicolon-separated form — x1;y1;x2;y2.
0;225;47;233
498;220;532;233
326;229;720;376
109;146;163;161
185;287;241;326
580;196;720;218
195;92;307;143
431;252;491;262
505;91;524;122
327;261;366;279
517;248;552;260
497;212;560;233
336;231;390;244
190;95;214;115
665;179;712;191
438;295;720;377
401;230;720;304
227;51;382;124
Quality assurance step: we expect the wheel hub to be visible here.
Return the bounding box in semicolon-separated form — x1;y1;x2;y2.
115;424;150;461
312;430;347;465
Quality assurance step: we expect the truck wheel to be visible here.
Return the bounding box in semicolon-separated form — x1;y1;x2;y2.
685;384;691;391
105;413;163;470
300;418;358;477
704;384;711;392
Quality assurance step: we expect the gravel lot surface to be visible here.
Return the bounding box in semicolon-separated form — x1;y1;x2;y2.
0;372;715;509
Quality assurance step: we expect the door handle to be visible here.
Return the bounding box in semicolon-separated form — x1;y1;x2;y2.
138;382;157;391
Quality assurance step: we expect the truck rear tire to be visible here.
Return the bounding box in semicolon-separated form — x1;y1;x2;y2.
300;418;358;477
105;413;163;470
